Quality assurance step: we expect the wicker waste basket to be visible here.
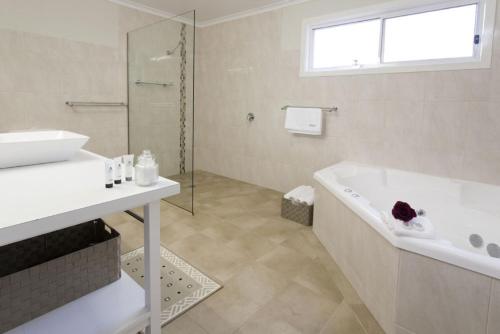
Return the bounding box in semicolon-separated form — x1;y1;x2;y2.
0;219;121;333
281;197;314;226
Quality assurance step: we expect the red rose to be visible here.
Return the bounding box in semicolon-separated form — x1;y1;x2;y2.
392;201;417;223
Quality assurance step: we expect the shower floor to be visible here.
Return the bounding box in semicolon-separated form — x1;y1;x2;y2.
164;171;194;211
104;171;384;334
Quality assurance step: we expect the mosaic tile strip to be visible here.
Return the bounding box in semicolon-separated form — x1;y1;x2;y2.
179;23;187;175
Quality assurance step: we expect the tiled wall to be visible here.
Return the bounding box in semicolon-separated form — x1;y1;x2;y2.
0;0;161;158
195;0;500;192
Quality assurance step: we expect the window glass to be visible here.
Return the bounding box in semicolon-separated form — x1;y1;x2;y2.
312;19;381;69
383;5;478;62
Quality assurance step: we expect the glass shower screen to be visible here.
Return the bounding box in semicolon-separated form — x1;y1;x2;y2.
128;11;195;213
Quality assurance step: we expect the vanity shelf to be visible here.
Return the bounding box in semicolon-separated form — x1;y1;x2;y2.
0;150;180;334
7;272;148;334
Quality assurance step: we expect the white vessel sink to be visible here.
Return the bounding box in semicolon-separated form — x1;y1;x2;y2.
0;130;89;168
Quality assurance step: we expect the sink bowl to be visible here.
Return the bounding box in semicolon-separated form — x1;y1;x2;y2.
0;130;89;168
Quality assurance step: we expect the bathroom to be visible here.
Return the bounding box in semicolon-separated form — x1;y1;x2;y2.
0;0;499;333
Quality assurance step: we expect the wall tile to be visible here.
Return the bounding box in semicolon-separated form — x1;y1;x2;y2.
196;4;500;192
396;251;491;334
461;148;500;185
384;73;425;102
313;183;398;334
420;101;469;151
1;5;162;158
488;279;500;334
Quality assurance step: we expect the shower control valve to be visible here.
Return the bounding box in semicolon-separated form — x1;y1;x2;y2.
247;113;255;122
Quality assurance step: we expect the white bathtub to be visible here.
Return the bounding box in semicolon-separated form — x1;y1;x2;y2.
313;162;500;334
314;161;500;279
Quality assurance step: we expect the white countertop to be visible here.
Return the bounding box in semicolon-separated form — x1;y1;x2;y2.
0;150;180;246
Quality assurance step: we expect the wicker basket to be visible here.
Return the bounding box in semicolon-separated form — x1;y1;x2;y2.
281;198;314;226
0;219;121;333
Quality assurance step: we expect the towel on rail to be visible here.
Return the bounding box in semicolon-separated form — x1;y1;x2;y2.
284;107;322;135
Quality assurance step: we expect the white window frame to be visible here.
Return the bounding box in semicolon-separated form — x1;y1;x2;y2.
300;0;496;76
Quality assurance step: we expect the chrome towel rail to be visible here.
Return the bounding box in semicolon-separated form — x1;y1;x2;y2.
281;105;338;113
135;80;174;87
66;102;127;107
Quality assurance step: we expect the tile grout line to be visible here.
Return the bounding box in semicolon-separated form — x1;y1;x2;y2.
393;249;403;333
485;278;494;334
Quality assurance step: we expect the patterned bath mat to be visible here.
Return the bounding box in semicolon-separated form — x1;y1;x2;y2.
122;246;222;326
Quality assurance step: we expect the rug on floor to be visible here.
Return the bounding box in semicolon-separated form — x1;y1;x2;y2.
122;246;222;326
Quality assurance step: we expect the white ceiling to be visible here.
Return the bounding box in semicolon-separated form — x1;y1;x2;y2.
112;0;309;26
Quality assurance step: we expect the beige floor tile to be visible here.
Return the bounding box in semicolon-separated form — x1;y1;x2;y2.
130;206;143;217
315;251;343;276
236;320;303;334
185;302;237;334
167;233;217;259
350;303;385;334
225;213;268;231
198;249;250;282
257;245;313;279
201;221;246;243
199;202;247;219
103;212;138;227
168;233;251;282
166;233;219;273
253;200;282;218
226;231;280;260
112;171;381;334
189;263;291;329
160;203;193;223
319;302;366;334
331;270;364;305
237;282;339;334
292;259;344;304
106;219;144;254
160;220;198;246
281;228;328;260
168;232;217;269
395;325;415;334
202;289;261;329
249;219;300;244
161;313;208;334
181;213;222;231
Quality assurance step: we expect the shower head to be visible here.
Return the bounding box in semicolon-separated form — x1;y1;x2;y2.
150;41;181;62
166;40;182;56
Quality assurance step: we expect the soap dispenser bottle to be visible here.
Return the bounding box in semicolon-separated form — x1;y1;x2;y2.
135;150;159;186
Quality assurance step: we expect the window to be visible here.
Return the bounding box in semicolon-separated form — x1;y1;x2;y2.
313;19;381;69
383;5;477;62
301;0;496;76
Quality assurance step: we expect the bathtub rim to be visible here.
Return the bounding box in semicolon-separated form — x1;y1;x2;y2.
314;161;500;280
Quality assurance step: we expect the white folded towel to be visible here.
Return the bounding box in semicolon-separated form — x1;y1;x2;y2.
284;107;322;135
381;212;436;240
284;185;315;206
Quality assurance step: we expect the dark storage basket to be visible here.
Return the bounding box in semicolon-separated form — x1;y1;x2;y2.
281;198;314;226
0;219;121;333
